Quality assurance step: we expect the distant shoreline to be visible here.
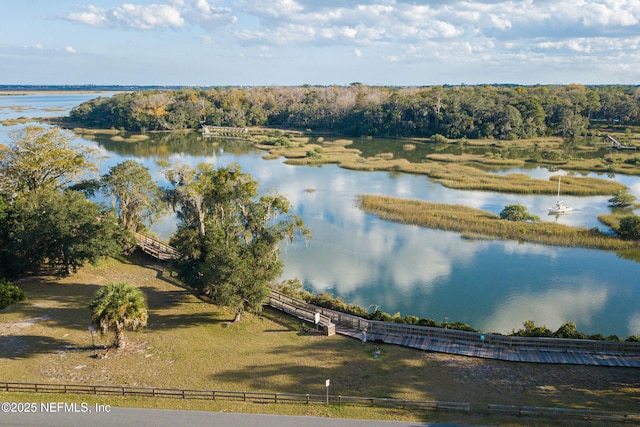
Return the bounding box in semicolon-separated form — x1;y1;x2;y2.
0;90;116;96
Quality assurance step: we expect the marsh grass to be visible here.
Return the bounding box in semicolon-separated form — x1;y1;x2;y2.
1;117;37;126
322;138;353;146
426;153;526;166
1;255;638;425
256;142;627;195
72;128;120;136
259;143;362;165
356;195;635;250
110;134;150;143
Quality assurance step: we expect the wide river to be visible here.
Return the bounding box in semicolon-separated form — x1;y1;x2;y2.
2;93;640;338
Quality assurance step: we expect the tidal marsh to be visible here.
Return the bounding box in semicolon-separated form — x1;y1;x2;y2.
356;195;636;251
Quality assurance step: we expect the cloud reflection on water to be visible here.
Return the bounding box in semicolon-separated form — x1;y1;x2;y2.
479;279;609;335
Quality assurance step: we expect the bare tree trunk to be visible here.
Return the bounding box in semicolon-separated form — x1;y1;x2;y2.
115;324;126;349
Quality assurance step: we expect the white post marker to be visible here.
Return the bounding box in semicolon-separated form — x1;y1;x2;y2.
314;312;320;331
325;379;330;405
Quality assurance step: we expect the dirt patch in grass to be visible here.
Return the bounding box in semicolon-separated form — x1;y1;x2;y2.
1;254;638;425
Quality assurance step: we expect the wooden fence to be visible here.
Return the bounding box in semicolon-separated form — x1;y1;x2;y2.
4;382;639;422
0;382;469;412
487;404;639;422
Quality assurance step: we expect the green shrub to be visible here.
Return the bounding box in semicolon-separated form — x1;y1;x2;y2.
448;321;478;332
553;321;586;339
617;214;640;240
402;315;420;325
418;318;440;327
369;309;393;322
430;134;448;143
588;333;606;341
0;279;26;309
500;204;540;222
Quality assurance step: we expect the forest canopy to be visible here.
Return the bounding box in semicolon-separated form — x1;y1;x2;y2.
69;84;640;140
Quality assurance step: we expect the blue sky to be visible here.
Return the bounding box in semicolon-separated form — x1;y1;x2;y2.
1;0;639;86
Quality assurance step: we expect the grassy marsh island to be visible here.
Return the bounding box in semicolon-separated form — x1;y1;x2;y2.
356;195;637;250
256;137;628;196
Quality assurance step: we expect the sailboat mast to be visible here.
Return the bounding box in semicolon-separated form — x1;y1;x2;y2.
557;176;561;200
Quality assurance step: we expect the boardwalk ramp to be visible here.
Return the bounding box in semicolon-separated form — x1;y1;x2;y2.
134;232;180;261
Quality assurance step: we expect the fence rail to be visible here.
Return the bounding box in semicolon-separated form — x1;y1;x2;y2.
487;404;640;422
5;381;639;422
0;382;469;412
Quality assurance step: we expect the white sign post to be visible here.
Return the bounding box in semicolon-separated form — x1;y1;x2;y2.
314;312;320;331
325;379;330;405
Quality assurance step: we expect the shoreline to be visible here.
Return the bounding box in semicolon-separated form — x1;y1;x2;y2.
0;90;116;96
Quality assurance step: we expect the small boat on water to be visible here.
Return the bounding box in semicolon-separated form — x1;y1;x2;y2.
548;176;572;214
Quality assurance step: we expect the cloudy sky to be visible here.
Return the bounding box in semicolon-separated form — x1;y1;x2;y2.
1;0;639;86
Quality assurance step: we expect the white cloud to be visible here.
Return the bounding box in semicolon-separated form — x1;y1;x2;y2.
489;14;512;30
237;0;303;19
67;5;108;26
67;3;183;30
580;0;640;26
112;4;184;30
23;43;44;51
67;1;236;31
63;46;77;54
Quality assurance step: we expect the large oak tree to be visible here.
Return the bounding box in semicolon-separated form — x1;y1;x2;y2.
0;126;97;198
167;163;311;322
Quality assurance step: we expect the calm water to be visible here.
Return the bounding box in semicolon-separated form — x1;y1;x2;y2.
2;93;640;337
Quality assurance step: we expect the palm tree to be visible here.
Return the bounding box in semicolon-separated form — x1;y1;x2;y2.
90;282;148;349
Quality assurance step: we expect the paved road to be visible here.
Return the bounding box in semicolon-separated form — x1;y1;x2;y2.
0;406;464;427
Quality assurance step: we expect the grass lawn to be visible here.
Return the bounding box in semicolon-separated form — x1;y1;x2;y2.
1;253;639;426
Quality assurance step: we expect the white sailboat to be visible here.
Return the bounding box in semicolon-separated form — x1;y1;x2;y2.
548;176;572;214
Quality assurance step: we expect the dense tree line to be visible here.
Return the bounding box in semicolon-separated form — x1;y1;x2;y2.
69;84;640;139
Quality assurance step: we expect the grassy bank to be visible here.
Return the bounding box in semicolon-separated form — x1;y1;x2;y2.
356;195;636;251
1;255;638;426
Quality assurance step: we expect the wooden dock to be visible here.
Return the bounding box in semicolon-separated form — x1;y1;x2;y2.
351;329;640;367
607;134;637;150
201;125;249;138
